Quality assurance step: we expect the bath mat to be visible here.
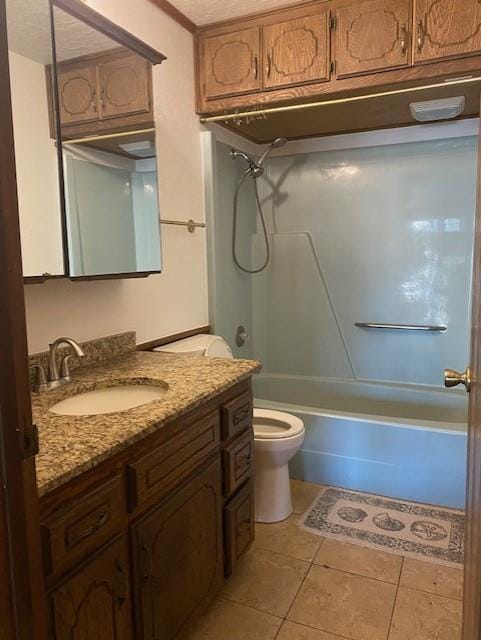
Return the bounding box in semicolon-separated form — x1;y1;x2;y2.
300;486;464;567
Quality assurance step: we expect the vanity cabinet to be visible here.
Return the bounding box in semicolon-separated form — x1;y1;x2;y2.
50;535;132;640
132;458;224;640
55;49;153;138
414;0;481;64
39;380;255;640
335;0;411;77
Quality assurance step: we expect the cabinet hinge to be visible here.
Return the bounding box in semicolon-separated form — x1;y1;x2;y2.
330;16;337;30
330;60;337;74
22;423;39;459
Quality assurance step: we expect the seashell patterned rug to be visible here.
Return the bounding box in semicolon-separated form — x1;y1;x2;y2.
300;486;465;567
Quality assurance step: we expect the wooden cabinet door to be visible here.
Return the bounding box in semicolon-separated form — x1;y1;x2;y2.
98;54;151;120
50;536;132;640
202;27;261;99
415;0;481;63
132;458;223;640
263;12;331;89
335;0;411;78
58;64;98;126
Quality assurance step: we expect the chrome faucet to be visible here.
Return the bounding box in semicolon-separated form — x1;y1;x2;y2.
31;337;85;392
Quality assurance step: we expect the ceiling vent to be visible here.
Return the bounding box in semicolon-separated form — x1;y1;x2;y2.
409;96;466;122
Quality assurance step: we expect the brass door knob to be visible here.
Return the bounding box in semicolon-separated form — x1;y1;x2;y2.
444;367;471;392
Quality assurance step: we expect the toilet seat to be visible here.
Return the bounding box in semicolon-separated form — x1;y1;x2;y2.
253;409;304;440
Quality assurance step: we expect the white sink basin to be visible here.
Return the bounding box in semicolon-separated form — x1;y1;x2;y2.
49;384;168;416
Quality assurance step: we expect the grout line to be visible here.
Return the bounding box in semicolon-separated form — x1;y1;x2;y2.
398;584;464;603
311;560;403;587
386;557;404;640
218;594;284;619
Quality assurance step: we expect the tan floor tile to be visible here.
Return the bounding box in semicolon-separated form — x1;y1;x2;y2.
221;547;310;617
400;558;464;600
254;515;322;561
288;564;396;640
313;538;403;584
180;598;282;640
277;620;343;640
291;479;322;514
389;587;462;640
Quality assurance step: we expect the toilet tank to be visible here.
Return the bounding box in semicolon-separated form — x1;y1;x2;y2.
154;334;234;358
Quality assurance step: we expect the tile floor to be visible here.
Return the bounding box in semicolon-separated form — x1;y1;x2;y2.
182;480;464;640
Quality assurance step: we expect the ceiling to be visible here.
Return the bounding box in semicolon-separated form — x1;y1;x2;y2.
6;0;118;65
169;0;305;26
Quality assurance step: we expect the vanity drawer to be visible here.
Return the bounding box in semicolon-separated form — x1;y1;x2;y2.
224;481;254;577
41;476;125;577
127;410;221;510
222;392;253;441
223;429;253;498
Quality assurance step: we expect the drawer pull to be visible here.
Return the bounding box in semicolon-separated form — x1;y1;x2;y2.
141;544;153;584
65;509;109;548
400;24;407;55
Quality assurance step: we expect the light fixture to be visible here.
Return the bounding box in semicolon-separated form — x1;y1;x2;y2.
118;140;155;157
409;96;466;122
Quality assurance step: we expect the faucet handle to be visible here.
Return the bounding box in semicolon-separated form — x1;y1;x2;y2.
31;364;48;392
60;354;73;381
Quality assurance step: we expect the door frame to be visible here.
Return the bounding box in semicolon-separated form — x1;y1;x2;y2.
0;0;47;636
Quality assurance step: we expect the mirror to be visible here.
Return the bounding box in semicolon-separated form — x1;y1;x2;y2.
52;3;163;277
6;0;65;278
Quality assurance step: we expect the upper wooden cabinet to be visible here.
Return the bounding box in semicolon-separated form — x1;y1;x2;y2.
202;28;261;99
55;49;153;137
57;63;98;125
98;54;151;119
335;0;412;77
415;0;481;63
263;12;331;89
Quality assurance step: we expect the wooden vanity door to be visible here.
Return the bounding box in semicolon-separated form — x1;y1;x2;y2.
50;536;132;639
98;53;151;120
201;27;261;99
414;0;481;63
57;63;99;126
335;0;412;78
132;458;224;640
263;12;331;90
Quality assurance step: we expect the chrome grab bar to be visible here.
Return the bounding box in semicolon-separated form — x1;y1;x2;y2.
159;219;206;233
355;322;447;333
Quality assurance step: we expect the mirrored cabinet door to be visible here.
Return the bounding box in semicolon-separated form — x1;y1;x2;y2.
6;0;65;278
53;4;163;278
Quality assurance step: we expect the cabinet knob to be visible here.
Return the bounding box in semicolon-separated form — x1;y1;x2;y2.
444;367;471;393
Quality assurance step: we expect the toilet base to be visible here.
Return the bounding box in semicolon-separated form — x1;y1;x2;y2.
254;462;293;523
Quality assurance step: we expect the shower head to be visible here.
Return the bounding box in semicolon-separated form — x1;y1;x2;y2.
256;137;287;170
231;137;287;179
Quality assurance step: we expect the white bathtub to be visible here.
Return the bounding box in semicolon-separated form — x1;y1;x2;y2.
253;374;468;509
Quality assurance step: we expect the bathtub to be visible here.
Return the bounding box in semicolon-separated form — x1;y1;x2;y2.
253;374;468;509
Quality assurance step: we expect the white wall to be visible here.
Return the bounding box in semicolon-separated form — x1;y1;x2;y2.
9;51;64;277
24;0;208;353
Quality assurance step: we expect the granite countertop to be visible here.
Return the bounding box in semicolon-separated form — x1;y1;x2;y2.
33;351;261;497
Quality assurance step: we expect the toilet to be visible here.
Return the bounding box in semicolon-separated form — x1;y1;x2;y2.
155;334;305;523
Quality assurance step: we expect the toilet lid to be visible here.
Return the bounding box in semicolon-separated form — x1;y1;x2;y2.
253;409;304;440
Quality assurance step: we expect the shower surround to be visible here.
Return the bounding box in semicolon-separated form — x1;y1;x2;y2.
205;127;478;508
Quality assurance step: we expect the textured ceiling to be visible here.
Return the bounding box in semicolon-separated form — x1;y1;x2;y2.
6;0;118;65
169;0;306;25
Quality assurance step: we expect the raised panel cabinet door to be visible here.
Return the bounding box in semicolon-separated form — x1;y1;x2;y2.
263;12;331;90
132;458;224;640
98;54;151;120
58;64;99;126
335;0;411;78
415;0;481;63
202;28;261;99
50;536;132;640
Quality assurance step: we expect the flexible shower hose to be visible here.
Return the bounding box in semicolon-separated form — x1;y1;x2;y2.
232;168;270;274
